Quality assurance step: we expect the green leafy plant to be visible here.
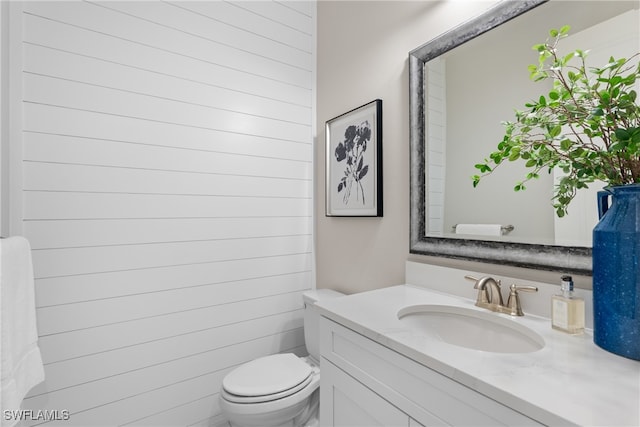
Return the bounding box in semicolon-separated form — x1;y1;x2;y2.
472;25;640;217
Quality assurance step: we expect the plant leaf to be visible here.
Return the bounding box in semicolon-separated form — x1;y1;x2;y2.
357;165;369;180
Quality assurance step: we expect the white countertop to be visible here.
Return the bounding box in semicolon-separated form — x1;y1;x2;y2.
315;284;640;426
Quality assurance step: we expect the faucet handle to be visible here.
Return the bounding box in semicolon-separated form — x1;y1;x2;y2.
464;275;479;286
506;284;538;316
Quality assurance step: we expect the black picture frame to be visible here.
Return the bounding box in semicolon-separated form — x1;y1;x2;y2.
325;99;383;217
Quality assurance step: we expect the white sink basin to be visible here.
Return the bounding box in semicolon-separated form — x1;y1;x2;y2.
397;304;545;354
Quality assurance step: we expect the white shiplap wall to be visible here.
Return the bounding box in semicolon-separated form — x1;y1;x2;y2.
426;58;445;236
9;1;315;425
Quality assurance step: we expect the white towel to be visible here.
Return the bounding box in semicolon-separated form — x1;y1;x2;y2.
455;224;503;236
1;236;45;426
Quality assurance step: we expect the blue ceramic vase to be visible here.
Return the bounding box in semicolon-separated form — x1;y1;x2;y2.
593;184;640;360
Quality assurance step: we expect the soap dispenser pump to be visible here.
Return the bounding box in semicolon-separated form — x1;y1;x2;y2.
551;275;585;334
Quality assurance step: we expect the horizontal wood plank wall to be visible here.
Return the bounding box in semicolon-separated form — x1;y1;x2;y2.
16;1;315;425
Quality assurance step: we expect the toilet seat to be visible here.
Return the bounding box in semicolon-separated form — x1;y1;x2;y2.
222;353;314;404
222;375;312;404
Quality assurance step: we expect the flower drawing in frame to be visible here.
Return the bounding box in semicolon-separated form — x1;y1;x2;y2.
326;100;382;217
335;121;371;205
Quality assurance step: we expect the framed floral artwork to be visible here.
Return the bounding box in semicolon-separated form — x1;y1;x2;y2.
325;99;383;217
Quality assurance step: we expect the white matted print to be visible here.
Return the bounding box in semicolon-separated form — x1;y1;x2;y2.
326;100;382;217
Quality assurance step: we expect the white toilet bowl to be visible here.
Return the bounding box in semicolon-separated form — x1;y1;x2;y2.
220;354;319;427
219;289;343;427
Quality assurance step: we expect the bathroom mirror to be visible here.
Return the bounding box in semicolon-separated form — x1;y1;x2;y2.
409;0;640;274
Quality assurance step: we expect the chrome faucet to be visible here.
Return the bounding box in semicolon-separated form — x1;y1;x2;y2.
465;275;538;316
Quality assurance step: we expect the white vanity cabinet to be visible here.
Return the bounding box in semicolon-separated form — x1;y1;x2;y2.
319;317;543;427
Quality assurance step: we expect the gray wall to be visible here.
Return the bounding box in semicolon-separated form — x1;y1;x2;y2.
443;14;555;241
316;0;593;292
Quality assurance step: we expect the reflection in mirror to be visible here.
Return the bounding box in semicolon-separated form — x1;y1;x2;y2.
427;1;639;247
410;0;639;273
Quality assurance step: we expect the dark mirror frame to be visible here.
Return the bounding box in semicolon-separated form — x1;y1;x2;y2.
409;0;592;275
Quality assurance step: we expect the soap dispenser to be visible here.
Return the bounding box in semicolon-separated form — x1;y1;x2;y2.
551;275;585;334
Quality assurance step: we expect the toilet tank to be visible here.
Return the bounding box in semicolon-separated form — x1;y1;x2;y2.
302;289;344;360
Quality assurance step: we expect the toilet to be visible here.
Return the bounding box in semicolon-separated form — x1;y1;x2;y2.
219;289;344;427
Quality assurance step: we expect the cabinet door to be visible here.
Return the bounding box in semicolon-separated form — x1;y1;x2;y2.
321;318;543;427
320;358;409;427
